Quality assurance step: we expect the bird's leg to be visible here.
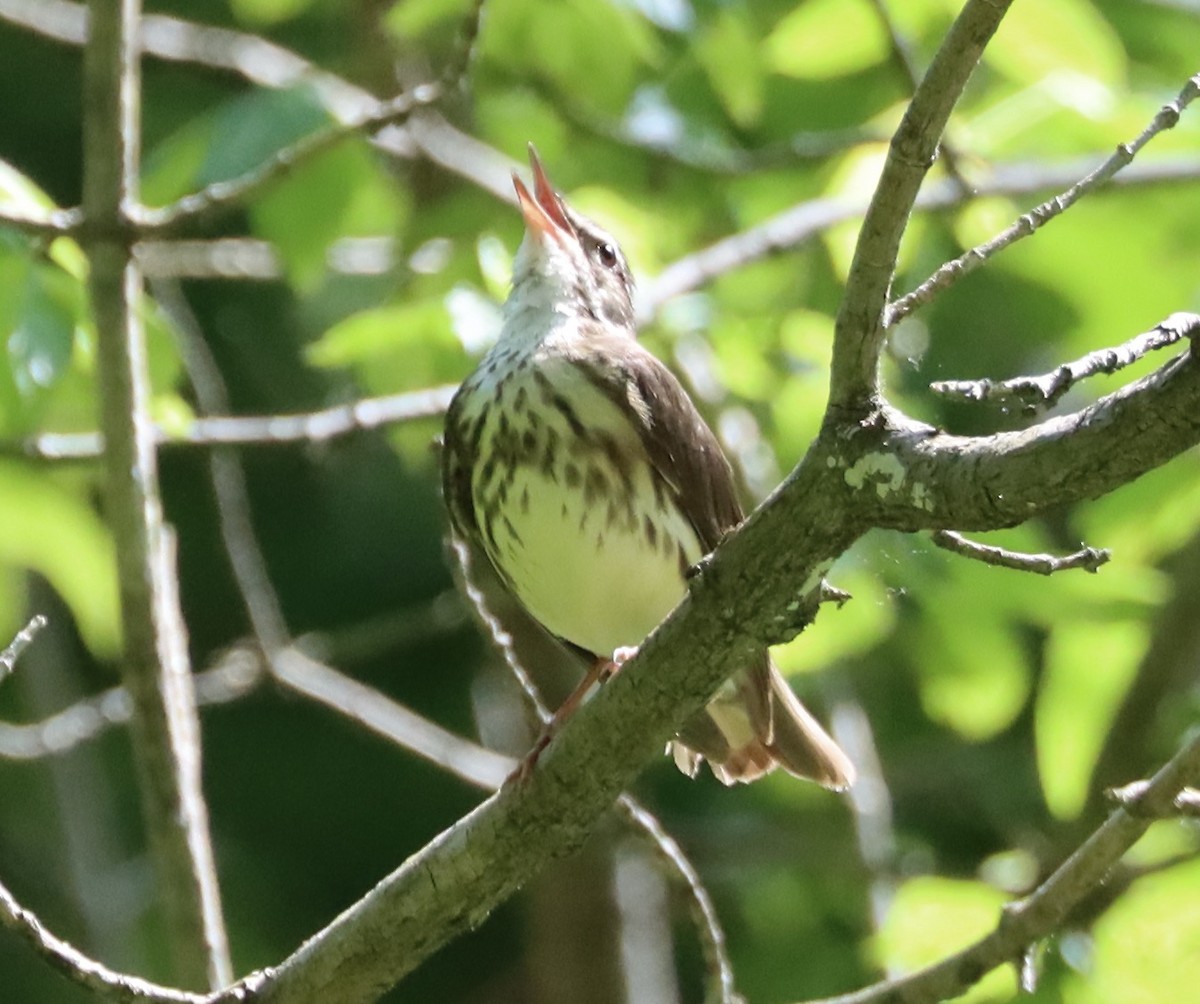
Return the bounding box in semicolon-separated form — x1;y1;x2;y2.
506;646;640;784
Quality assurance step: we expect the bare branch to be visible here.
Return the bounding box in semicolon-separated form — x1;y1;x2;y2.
641;156;1199;318
82;0;230;988
0;614;47;685
617;797;741;1004
1108;780;1200;818
888;73;1200;326
930;531;1111;576
4;384;457;461
0;205;81;236
0;876;210;1004
797;730;1200;1004
272;648;514;790
0;648;261;761
829;0;1015;409
137;84;442;234
931;312;1200;413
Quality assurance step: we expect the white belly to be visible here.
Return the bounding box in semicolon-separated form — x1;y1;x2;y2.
469;355;703;657
498;460;701;655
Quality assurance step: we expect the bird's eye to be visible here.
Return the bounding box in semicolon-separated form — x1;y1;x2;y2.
594;241;619;269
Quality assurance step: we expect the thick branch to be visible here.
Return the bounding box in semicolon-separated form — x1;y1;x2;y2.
870;344;1200;531
829;0;1014;410
82;0;229;988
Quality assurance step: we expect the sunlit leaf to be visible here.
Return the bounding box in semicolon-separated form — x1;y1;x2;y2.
1037;619;1145;819
1067;858;1200;1004
0;462;120;657
987;0;1128;88
876;877;1014;1002
766;0;889;79
694;9;764;128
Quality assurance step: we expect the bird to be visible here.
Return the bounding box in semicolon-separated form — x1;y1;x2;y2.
441;147;854;788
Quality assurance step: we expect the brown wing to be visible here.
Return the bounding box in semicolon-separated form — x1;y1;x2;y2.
569;326;744;553
572;328;854;790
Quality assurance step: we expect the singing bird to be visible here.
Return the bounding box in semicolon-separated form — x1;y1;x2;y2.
441;148;854;788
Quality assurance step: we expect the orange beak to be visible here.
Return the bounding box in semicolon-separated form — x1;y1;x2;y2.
513;145;573;245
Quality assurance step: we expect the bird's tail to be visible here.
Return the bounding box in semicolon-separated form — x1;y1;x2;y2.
672;660;855;789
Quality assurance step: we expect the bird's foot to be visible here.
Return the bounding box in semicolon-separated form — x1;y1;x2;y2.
503;649;636;786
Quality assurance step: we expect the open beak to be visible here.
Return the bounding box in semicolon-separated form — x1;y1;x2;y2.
513;145;573;245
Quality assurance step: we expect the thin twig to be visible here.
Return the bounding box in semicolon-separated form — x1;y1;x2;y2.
930;312;1200;413
0;205;81;236
0;648;262;761
135;0;485;233
5;384;457;461
888;73;1200;327
137;84;442;234
0;614;48;685
617;797;742;1004
271;648;514;789
1108;780;1200;818
450;536;740;1001
157;278;514;792
931;531;1111;576
0;876;210;1004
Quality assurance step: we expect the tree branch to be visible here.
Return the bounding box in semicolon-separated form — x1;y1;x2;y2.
641;157;1200;316
888;73;1200;326
81;0;229;988
931;312;1199;413
930;531;1110;575
797;730;1200;1004
0;875;209;1004
0;614;47;684
0;648;261;760
4;384;456;461
867;340;1200;532
136;84;443;234
829;0;1014;410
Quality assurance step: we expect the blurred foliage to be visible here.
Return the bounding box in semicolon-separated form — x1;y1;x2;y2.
1;0;1199;1002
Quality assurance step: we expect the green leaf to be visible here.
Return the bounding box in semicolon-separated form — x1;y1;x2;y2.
0;158;57;217
766;0;890;80
307;299;467;392
386;0;474;39
198;86;331;188
1069;858;1200;1003
986;0;1127;88
1037;620;1145;819
228;0;319;28
694;9;764;128
0;462;120;657
250;140;371;290
876;877;1014;1002
8;265;79;397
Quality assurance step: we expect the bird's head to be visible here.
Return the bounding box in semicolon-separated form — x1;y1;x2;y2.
509;146;635;331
